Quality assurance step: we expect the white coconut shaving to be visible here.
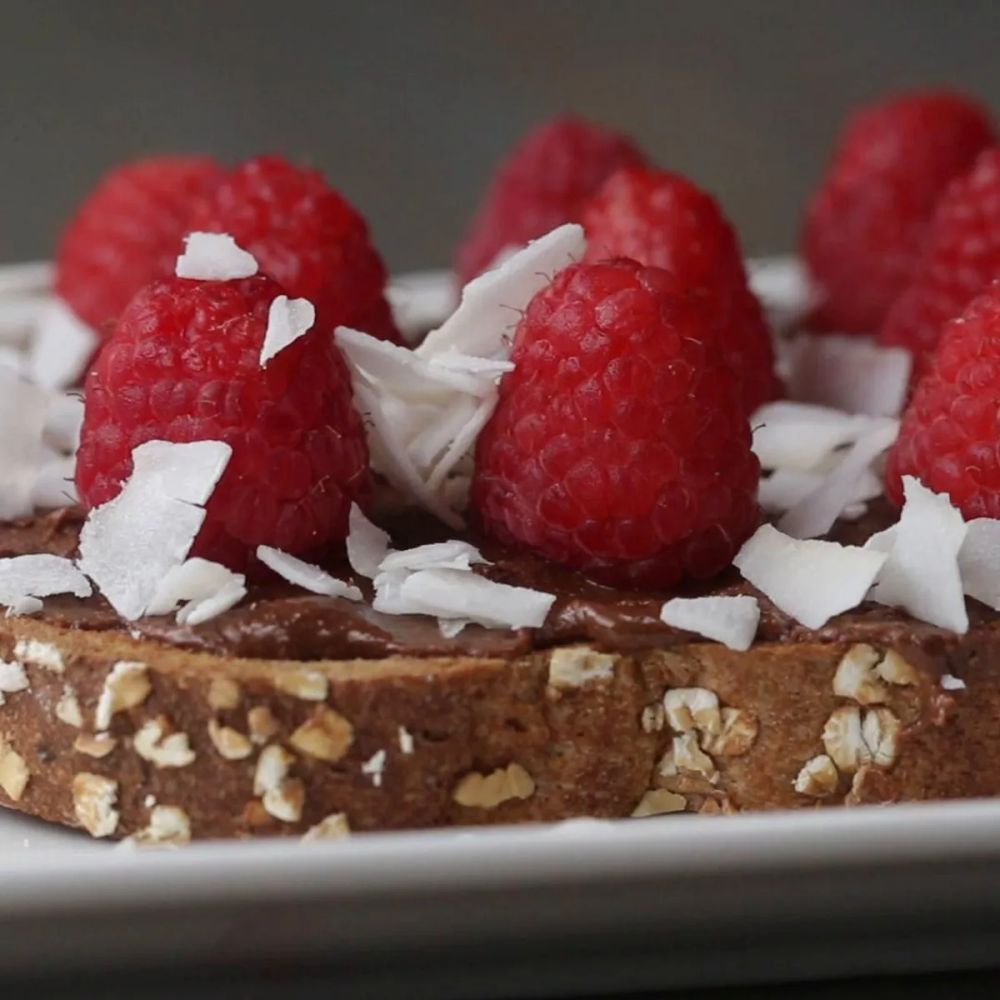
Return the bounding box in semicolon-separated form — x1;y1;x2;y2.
746;255;816;335
257;546;362;601
379;540;488;574
77;440;232;620
31;455;78;510
175;232;258;281
260;295;315;366
785;334;912;418
869;477;968;633
959;519;1000;610
0;261;53;298
759;467;881;516
734;523;887;630
336;224;585;526
659;595;761;651
5;596;43;618
44;393;84;453
146;558;247;626
27;299;98;390
346;504;392;578
386;269;457;344
0;368;49;520
0;554;92;610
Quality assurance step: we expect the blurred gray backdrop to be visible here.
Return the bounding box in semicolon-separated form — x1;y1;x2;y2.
2;0;999;270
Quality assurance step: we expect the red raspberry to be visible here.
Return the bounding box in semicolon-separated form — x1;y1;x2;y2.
76;275;371;570
56;156;222;333
472;259;761;589
879;148;1000;380
582;166;780;413
187;156;401;343
455;117;646;285
885;283;1000;518
803;90;994;334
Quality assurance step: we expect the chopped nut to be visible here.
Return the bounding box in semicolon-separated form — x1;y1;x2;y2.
73;733;118;758
264;778;305;823
660;732;717;783
453;763;535;809
398;725;415;755
55;687;84;728
129;805;192;847
631;789;687;817
72;772;119;838
289;706;353;762
273;668;328;702
302;812;351;842
876;649;919;686
640;703;665;733
0;737;29;801
254;744;294;795
822;705;865;772
133;717;196;768
860;707;902;767
794;754;839;798
0;660;29;706
253;744;302;823
702;707;759;757
833;644;887;705
207;678;241;711
247;706;279;744
697;795;737;816
14;638;64;673
95;661;151;730
844;764;900;806
207;719;253;760
548;647;616;688
663;688;721;736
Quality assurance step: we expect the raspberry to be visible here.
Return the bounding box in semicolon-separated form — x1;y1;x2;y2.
582;166;780;413
187;156;400;343
879;148;1000;380
472;260;761;589
56;156;222;333
803;90;995;333
885;283;1000;519
76;276;371;570
455;117;646;285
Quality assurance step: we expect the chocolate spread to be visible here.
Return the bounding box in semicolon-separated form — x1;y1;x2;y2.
0;505;988;664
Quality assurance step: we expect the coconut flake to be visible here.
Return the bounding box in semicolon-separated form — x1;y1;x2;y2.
27;299;98;390
959;518;1000;610
346;504;392;578
0;554;92;608
734;523;887;630
386;269;457;344
44;393;84;453
0;261;53;298
438;617;471;639
5;596;43;618
146;558;247;625
260;295;315;366
786;334;912;418
77;440;232;620
379;540;488;574
869;477;968;633
660;595;761;651
751;402;880;473
257;546;362;601
175;232;258;281
31;455;78;510
0;369;49;520
746;255;816;335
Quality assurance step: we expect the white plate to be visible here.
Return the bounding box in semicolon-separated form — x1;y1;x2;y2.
2;800;1000;997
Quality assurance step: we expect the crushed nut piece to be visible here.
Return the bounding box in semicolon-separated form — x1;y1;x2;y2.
264;778;305;823
702;707;759;757
73;733;117;758
14;638;64;673
632;789;687;817
640;703;665;733
548;647;616;688
660;732;717;783
254;744;294;796
302;812;351;842
207;678;241;711
289;706;353;762
663;688;721;736
0;660;29;706
247;706;279;744
860;707;902;767
133;717;196;768
273;668;328;702
95;661;151;730
822;705;865;772
453;763;535;809
876;649;919;686
0;737;29;801
129;805;192;847
794;754;839;797
253;744;302;822
55;687;84;728
207;719;253;760
72;772;119;837
833;644;887;705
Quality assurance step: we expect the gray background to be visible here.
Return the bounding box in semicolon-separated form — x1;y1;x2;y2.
2;0;999;271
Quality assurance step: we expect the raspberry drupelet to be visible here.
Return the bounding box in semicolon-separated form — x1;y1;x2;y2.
472;259;761;589
75;275;371;570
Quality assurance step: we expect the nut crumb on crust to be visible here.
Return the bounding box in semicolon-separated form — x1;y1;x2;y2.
833;644;887;705
0;660;29;706
247;706;280;744
254;744;294;795
702;707;758;757
453;763;535;809
640;703;665;733
207;719;253;760
302;812;351;842
0;737;29;801
822;705;865;772
273;668;328;702
548;646;616;688
663;688;721;736
72;772;119;838
860;707;901;767
659;732;717;783
876;649;919;686
128;805;192;847
254;744;303;823
14;638;64;673
794;754;839;797
55;687;84;728
823;704;902;773
264;778;305;823
289;706;353;762
631;788;686;817
73;732;117;758
207;678;241;711
95;661;151;730
133;716;196;768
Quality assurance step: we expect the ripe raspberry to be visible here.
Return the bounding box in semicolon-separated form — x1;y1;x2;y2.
56;156;222;333
76;276;371;570
885;283;1000;518
472;260;761;589
455;117;646;285
879;148;1000;380
582;166;780;413
187;156;401;343
803;90;995;333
